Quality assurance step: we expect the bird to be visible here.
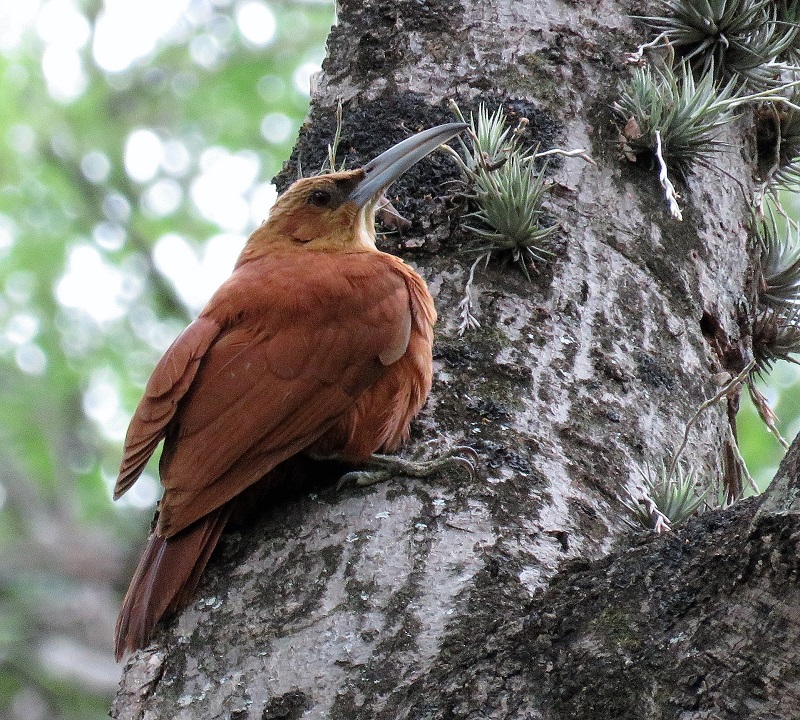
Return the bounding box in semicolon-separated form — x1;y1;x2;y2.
113;122;468;660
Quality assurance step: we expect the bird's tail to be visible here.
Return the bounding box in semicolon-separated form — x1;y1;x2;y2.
115;504;232;661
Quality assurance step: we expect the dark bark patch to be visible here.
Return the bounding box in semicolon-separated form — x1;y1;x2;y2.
324;0;466;87
261;691;311;720
635;351;676;392
275;92;462;192
479;439;534;475
700;309;723;341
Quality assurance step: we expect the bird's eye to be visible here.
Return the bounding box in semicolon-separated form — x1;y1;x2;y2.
308;189;332;207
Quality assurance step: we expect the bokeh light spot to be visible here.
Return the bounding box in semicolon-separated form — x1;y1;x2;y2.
92;221;126;251
260;112;293;144
81;368;132;442
249;182;277;226
83;374;119;424
161;139;192;177
154;232;246;311
6;313;40;345
124;129;163;183
293;60;322;96
5;271;36;304
0;2;41;52
0;214;18;254
236;1;276;47
81;151;111;184
92;0;186;73
142;177;184;217
56;245;143;323
15;343;47;375
190;148;260;231
7;124;36;154
116;471;160;508
36;0;90;48
103;192;132;223
189;33;223;68
41;45;88;103
208;12;235;44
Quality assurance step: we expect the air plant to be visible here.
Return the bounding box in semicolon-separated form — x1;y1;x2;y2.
615;57;800;218
757;207;800;309
445;103;557;334
446;103;559;280
615;60;737;218
752;306;800;376
623;461;708;533
463;153;558;278
615;60;737;175
779;0;800;66
743;205;800;450
752;206;800;377
459;103;519;173
639;0;800;89
756;96;800;189
445;102;592;334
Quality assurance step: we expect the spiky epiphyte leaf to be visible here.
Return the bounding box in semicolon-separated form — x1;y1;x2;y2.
615;60;737;174
448;102;558;278
779;0;800;65
640;0;800;89
624;461;708;531
462;104;516;172
757;208;800;308
752;306;800;375
757;98;800;187
464;154;557;279
752;207;800;375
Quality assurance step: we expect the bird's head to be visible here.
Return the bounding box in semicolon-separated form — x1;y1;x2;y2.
240;122;467;260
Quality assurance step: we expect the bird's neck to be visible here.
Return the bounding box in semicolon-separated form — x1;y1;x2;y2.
235;208;378;267
354;205;378;250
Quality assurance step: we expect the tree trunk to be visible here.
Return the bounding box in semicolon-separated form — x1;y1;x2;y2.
113;1;796;718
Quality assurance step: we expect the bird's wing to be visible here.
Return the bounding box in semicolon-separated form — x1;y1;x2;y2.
153;253;413;536
114;315;222;500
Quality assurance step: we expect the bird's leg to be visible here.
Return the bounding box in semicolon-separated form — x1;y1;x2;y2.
337;445;478;489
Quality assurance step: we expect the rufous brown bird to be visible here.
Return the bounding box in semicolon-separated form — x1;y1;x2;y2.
113;122;468;660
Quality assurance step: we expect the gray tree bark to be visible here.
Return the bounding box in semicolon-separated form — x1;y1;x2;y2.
113;1;797;718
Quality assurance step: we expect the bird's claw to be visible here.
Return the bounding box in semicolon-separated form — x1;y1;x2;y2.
447;445;479;478
336;469;393;490
336;445;478;490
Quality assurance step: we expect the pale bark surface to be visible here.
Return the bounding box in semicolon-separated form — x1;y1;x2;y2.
112;1;795;718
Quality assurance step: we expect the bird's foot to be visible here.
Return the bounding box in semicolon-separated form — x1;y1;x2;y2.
337;446;478;489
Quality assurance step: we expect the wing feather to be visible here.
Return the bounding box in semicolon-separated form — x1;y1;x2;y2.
114;316;221;499
154;252;414;536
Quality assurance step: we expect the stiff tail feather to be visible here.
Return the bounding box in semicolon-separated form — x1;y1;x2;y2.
115;504;232;660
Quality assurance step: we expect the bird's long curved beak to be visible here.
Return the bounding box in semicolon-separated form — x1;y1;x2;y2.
347;122;468;208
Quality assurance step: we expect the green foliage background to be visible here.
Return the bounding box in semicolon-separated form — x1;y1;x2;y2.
0;1;333;717
0;1;794;718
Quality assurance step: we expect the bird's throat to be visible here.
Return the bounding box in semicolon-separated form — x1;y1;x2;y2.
355;204;378;250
